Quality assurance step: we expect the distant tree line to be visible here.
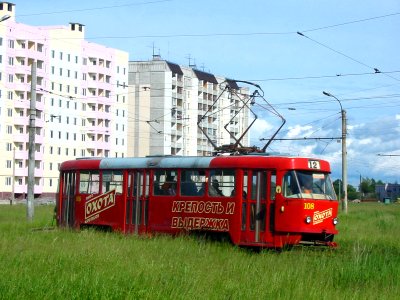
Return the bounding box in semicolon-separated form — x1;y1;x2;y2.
333;178;384;200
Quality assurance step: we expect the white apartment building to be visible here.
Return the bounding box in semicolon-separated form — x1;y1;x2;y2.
0;2;129;199
128;58;250;157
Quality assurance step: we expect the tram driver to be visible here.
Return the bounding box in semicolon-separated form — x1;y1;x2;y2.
300;175;313;194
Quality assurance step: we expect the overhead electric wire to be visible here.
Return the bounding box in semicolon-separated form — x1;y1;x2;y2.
15;5;400;40
17;0;173;17
301;12;400;33
297;31;400;82
249;70;400;82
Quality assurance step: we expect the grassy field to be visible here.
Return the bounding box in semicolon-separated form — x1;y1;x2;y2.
0;203;399;299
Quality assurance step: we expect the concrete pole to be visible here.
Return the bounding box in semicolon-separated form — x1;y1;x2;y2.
11;147;15;205
342;109;348;213
27;62;36;221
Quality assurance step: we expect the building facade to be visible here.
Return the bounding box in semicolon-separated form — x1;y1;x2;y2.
128;58;250;157
375;183;400;202
0;2;129;199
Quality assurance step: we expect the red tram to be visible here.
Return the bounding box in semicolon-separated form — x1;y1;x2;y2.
56;155;339;249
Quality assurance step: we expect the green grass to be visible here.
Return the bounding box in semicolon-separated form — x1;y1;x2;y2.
1;203;399;299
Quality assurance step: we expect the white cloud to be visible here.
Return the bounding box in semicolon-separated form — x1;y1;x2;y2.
251;119;273;138
286;125;313;138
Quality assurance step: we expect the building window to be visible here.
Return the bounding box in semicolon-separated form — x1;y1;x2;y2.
6;160;11;168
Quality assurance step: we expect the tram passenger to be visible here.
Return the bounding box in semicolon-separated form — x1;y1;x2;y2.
153;175;162;195
209;179;224;196
162;175;176;195
181;172;198;196
230;189;247;199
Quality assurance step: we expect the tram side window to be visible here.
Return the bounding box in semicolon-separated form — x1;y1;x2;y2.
283;171;300;198
271;172;276;200
102;171;123;194
209;170;235;197
181;170;205;196
154;170;177;196
79;171;100;194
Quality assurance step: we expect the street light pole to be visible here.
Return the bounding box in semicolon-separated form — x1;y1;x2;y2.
323;91;348;213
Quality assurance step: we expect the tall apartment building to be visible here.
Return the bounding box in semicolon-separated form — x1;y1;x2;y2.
0;2;129;199
128;58;250;157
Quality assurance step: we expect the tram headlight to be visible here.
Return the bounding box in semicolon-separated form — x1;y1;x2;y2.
305;216;312;224
333;218;338;225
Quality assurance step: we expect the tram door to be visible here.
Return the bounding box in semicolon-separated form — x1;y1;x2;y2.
126;171;149;234
241;171;269;243
59;171;76;228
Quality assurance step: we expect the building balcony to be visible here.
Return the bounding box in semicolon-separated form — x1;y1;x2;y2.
13;100;30;110
13;116;29;125
10;81;30;91
14;184;26;194
13;133;28;143
14;167;27;177
84;140;111;151
15;150;28;160
85;127;111;135
14;184;44;194
34;134;44;144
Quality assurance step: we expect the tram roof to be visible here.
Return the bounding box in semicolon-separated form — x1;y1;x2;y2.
100;156;214;169
60;155;331;172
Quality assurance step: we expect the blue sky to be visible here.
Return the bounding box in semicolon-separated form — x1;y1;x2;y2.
15;0;400;186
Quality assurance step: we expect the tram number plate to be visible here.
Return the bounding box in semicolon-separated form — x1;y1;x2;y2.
308;160;320;169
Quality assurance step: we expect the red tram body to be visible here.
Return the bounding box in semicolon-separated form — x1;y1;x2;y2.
56;155;339;249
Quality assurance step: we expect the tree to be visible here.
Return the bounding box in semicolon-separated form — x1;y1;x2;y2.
347;184;358;200
333;179;343;199
333;179;358;200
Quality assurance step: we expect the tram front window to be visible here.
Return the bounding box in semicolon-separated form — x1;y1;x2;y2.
283;170;336;200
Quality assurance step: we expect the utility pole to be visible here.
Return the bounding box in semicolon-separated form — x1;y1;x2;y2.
27;62;36;221
323;91;348;213
11;147;15;205
341;109;348;212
